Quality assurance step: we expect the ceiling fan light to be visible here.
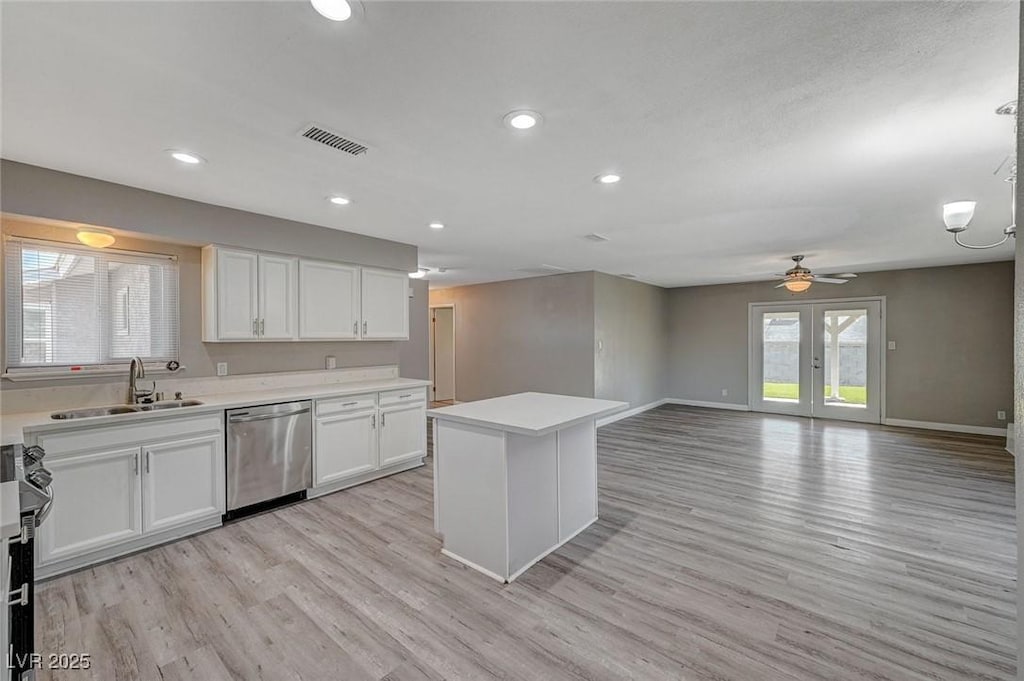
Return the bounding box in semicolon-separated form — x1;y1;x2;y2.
943;201;976;233
783;279;812;293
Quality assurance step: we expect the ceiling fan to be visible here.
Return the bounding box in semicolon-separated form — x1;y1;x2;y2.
773;255;857;293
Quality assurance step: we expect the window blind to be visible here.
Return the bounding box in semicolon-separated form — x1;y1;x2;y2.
4;237;179;374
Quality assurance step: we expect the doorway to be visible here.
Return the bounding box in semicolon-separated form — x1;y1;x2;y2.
748;299;884;423
429;305;455;406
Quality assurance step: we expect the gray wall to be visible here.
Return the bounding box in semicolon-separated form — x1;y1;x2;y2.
594;272;668;408
667;261;1014;428
399;279;430;380
429;272;595;402
1;161;416;270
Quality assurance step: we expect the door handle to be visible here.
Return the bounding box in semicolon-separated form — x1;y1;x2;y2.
812;357;822;369
353;321;358;335
260;319;265;336
363;321;368;335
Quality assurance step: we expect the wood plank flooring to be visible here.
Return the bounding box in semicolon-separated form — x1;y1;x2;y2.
35;406;1017;680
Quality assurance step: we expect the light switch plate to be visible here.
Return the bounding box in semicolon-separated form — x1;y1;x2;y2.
326;356;337;370
997;410;1007;421
887;340;896;351
216;362;228;376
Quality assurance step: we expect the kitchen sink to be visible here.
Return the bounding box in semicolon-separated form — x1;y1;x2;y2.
50;400;203;420
137;399;204;411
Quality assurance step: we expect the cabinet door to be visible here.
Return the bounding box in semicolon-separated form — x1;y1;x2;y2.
142;435;224;534
258;254;298;340
315;410;378;485
361;268;409;340
216;249;259;340
37;447;143;566
299;260;360;340
379;403;426;467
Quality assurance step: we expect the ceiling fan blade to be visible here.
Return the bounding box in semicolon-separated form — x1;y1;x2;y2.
823;272;857;279
814;277;850;284
774;282;791;288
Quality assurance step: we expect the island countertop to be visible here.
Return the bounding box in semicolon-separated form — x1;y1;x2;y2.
427;392;627;437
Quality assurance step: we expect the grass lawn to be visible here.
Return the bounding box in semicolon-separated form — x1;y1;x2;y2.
763;382;867;405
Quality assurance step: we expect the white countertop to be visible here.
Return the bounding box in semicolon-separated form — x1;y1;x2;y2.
0;377;431;446
428;392;628;436
1;481;20;540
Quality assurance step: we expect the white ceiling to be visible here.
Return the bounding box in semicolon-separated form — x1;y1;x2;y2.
1;1;1018;288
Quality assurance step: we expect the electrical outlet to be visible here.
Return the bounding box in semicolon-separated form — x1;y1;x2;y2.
887;340;897;351
216;362;228;376
326;355;337;370
721;388;728;397
997;410;1007;421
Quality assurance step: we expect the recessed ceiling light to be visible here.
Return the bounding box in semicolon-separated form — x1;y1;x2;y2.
311;0;352;21
429;222;445;230
76;229;116;248
328;196;351;205
595;173;621;184
503;110;542;130
408;268;429;279
167;149;205;165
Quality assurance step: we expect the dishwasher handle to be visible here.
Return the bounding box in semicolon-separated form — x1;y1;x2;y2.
229;407;310;423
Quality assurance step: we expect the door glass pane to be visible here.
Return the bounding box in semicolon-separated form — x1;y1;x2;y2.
762;312;800;402
822;309;867;408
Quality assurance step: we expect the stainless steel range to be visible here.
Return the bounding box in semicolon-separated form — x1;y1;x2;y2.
3;443;53;681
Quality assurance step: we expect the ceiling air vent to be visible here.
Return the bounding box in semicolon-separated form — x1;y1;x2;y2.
584;233;610;242
515;264;571;275
300;123;368;156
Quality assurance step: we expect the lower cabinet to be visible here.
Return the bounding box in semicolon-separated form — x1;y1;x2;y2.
39;446;143;565
143;434;224;534
34;415;225;574
315;409;378;485
380;403;427;467
313;389;426;490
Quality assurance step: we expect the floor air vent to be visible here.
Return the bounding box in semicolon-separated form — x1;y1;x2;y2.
300;124;368;156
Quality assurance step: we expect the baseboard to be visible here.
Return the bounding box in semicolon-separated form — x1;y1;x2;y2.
596;399;667;427
883;418;1007;437
662;398;750;412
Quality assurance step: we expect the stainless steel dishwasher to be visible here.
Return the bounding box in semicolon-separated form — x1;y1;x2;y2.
226;401;312;517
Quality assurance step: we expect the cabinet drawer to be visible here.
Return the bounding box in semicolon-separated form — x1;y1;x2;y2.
316;394;377;417
379;389;426;406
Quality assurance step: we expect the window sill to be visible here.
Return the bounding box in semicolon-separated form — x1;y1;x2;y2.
2;364;186;382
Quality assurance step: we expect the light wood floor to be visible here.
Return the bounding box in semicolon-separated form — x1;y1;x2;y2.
36;406;1016;680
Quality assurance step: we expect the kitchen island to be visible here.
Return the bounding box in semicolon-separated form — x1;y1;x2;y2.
429;392;627;582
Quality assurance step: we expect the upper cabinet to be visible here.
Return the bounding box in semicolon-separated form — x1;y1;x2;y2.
299;260;360;340
203;246;409;342
203;247;297;341
361;268;410;340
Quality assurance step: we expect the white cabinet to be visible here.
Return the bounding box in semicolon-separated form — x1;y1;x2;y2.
204;246;409;342
312;388;426;492
361;268;409;340
211;248;259;340
142;435;224;534
203;247;297;341
299;260;360;340
315;409;378;485
380;402;427;467
38;447;143;565
258;254;298;340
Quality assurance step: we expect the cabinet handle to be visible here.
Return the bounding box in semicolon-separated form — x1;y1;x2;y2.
371;413;376;429
260;319;265;336
399;394;412;398
381;412;386;428
7;583;28;607
146;451;151;474
134;452;139;475
363;321;368;335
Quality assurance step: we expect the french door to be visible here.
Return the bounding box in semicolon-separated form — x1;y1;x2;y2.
749;300;882;423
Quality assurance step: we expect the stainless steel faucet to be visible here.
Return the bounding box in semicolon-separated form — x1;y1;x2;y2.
128;356;155;404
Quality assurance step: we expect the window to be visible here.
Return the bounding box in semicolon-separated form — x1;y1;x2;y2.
4;237;179;375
